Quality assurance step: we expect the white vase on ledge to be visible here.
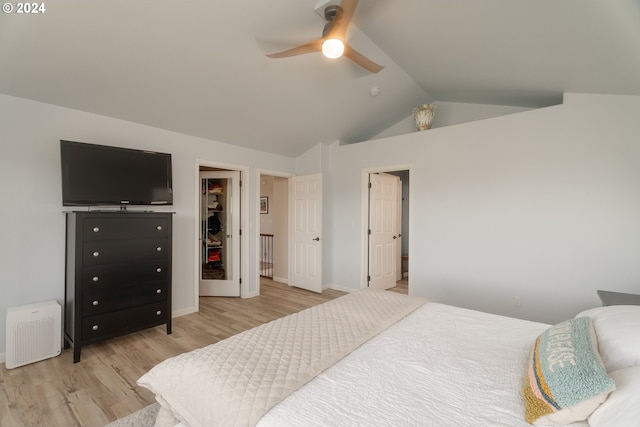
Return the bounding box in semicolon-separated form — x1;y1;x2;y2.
413;103;436;131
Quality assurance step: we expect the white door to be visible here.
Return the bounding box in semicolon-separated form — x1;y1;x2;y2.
289;174;322;293
368;173;399;290
395;178;403;281
200;171;241;297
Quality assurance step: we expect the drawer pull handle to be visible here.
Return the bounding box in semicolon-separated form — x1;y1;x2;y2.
156;267;162;273
92;276;99;282
92;325;99;331
156;225;163;231
156;247;162;252
92;251;100;257
156;289;162;294
92;300;99;306
156;310;162;316
93;227;100;233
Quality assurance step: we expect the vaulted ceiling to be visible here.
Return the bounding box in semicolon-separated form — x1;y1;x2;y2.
1;0;639;157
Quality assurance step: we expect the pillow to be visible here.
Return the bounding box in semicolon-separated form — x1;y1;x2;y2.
576;305;640;372
588;366;640;427
523;317;615;425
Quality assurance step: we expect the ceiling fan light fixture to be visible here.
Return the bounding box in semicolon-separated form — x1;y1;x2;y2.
266;0;384;73
322;38;345;59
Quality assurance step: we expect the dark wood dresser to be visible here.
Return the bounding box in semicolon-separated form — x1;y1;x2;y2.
64;211;172;362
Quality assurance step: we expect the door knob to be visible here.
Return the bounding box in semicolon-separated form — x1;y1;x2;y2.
312;237;320;241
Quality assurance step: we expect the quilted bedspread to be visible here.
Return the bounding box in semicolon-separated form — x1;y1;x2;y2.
137;289;427;427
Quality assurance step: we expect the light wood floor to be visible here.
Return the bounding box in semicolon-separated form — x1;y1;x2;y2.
0;279;407;427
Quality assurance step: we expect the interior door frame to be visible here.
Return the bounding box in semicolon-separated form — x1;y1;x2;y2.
255;169;294;296
361;164;413;291
194;159;249;312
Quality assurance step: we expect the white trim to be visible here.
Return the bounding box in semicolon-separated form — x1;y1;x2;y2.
326;284;355;293
361;164;413;291
257;168;294;179
172;307;197;318
195;159;250;310
256;169;294;296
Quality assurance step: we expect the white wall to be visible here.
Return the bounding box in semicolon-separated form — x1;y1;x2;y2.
0;93;295;358
325;93;640;324
295;142;324;175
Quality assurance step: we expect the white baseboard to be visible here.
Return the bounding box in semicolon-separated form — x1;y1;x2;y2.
172;307;196;318
272;276;288;285
325;283;355;293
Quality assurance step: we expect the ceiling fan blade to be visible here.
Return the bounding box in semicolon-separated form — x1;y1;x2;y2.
266;39;323;58
343;43;384;73
327;0;359;41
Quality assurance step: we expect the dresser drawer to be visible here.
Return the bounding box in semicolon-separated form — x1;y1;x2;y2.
83;238;168;265
82;259;168;288
82;302;169;342
82;216;169;241
82;281;168;315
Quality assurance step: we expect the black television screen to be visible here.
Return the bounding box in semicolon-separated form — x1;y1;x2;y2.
60;140;173;206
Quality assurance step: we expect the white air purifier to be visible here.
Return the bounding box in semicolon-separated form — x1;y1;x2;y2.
5;300;62;369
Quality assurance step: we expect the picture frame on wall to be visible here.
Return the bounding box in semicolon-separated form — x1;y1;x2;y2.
260;197;268;214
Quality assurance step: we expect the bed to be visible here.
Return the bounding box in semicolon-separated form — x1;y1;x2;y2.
137;289;640;427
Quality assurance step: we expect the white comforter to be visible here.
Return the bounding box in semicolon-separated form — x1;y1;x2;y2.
138;290;426;427
258;302;590;427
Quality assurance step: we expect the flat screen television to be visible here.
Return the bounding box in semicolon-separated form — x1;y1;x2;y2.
60;140;173;207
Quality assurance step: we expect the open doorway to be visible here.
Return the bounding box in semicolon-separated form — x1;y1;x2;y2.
386;170;409;294
363;166;410;295
194;160;249;311
257;171;323;295
259;174;289;284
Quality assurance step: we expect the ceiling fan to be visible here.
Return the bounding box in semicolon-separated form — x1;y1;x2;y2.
266;0;384;73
